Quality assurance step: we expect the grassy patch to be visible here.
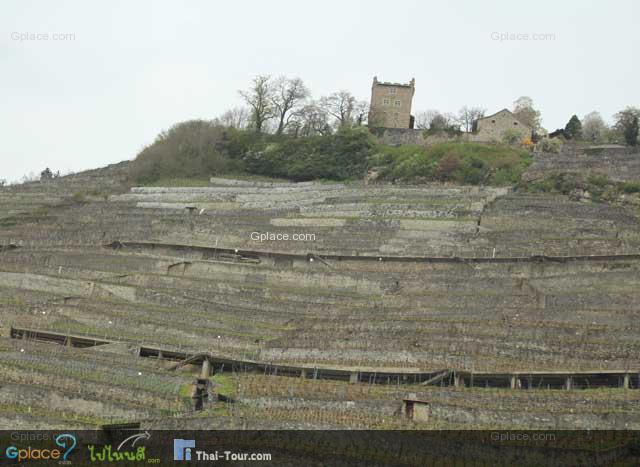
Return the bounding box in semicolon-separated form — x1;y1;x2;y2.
370;142;532;185
520;173;640;203
71;191;89;204
621;181;640;193
0;216;18;227
212;373;236;398
0;403;112;426
69;189;109;203
179;382;193;397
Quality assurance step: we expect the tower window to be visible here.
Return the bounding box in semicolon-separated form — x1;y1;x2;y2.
383;99;390;105
389;87;397;94
394;100;401;107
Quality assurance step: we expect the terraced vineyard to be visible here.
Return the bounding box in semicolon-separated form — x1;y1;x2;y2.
0;336;191;428
1;158;640;429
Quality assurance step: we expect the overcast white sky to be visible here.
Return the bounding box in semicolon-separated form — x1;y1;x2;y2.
1;0;638;182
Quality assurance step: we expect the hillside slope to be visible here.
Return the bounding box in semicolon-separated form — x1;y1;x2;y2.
1;160;640;429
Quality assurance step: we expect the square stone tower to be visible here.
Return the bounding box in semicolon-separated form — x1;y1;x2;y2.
368;76;415;129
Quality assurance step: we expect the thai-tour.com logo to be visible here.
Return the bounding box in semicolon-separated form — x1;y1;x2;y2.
3;433;76;462
174;438;272;462
174;439;196;461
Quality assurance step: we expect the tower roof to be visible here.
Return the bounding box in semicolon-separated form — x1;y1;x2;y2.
373;76;415;88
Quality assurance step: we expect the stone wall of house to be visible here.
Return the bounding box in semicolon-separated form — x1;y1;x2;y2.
475;110;532;142
373;110;534;146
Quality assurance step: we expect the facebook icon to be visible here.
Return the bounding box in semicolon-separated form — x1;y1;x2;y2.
174;439;196;461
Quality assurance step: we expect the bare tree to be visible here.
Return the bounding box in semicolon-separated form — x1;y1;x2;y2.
218;107;250;129
581;111;608;143
414;110;440;130
512;96;541;131
319;91;357;129
430;112;458;131
271;77;309;135
40;168;54;180
20;172;38;183
293;102;332;137
353;101;369;126
238;75;275;133
613;106;640;146
457;106;486;132
414;110;457;131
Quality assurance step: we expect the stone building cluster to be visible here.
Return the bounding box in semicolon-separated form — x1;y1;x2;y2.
368;76;533;143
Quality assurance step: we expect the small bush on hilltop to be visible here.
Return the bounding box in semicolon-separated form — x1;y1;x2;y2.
587;173;609;187
129;120;244;184
621;181;640;193
523;173;583;195
537;138;562;153
501;129;521;145
71;191;88;204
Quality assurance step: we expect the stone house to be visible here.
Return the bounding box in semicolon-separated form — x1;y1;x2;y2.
402;398;430;422
473;108;532;142
368;77;415;129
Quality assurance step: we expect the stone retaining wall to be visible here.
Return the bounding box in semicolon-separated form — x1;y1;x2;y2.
523;149;640;182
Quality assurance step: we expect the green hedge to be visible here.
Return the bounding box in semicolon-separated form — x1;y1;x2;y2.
130;123;376;184
241;127;375;181
129;121;533;186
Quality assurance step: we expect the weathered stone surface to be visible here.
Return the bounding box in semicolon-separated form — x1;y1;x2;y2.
523;146;640;182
